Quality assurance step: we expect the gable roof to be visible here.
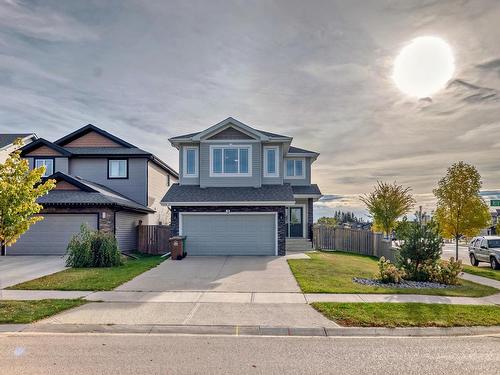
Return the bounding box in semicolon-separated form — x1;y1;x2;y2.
169;117;292;143
20;138;73;157
41;172;154;213
288;146;319;155
0;133;37;149
54;124;136;148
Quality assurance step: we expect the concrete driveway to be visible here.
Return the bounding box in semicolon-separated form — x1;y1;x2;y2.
0;256;67;289
117;256;301;292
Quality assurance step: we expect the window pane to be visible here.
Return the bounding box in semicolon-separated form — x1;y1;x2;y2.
286;160;294;176
295;160;303;176
224;149;238;173
213;148;222;173
186;149;196;175
36;159;53;177
109;160;127;178
239;149;248;173
267;149;276;174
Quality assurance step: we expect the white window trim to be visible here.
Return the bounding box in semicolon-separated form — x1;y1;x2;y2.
183;146;199;178
286;204;307;239
284;158;305;179
263;146;279;178
209;144;252;177
34;158;54;177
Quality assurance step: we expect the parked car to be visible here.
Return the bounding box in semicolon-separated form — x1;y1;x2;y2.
468;236;500;269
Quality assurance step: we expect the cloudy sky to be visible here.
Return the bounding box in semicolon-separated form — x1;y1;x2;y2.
1;0;499;218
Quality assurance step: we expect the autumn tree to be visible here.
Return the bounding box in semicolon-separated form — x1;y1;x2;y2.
433;161;490;260
0;140;55;255
360;181;416;238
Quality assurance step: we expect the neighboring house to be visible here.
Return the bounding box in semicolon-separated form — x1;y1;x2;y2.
7;124;178;255
162;117;322;256
0;133;38;163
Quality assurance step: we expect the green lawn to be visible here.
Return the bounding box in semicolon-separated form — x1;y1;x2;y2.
312;302;500;327
462;265;500;281
0;299;85;324
288;251;498;297
8;253;165;291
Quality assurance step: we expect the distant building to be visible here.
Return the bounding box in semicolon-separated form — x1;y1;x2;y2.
0;133;37;163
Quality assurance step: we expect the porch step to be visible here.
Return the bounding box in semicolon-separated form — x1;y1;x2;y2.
286;238;313;252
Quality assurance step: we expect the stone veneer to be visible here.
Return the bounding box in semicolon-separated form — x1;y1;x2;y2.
41;206;115;233
170;206;287;256
307;198;314;240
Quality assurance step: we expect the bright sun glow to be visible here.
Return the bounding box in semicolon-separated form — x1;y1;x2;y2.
393;36;455;98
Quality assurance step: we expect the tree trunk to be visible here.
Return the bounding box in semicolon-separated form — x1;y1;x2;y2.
1;241;5;256
455;235;459;261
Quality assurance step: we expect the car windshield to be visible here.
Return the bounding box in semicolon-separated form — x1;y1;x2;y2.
487;239;500;248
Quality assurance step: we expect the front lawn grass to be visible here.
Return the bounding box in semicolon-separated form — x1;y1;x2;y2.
0;299;86;324
288;251;498;297
462;265;500;282
312;302;500;327
8;253;165;291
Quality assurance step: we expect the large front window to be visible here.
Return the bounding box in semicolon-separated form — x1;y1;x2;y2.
210;146;251;176
34;158;54;177
285;159;304;178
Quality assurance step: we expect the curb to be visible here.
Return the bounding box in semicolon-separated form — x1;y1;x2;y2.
1;323;499;337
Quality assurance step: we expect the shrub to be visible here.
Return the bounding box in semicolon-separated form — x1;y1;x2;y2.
378;257;405;284
432;258;463;285
66;225;122;268
397;212;443;281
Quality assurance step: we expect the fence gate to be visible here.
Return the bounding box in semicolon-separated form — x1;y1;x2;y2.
137;225;171;254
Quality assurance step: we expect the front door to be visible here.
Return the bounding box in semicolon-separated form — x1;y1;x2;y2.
287;207;303;238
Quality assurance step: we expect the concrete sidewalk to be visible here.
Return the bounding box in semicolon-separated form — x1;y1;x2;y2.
2;289;499;305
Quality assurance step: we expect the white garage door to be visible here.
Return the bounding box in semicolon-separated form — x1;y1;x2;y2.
8;214;98;255
180;213;277;256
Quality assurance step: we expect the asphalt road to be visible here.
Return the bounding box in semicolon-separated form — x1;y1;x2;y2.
442;242;470;263
1;333;499;374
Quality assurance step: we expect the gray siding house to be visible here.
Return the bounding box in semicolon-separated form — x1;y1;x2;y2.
162;117;322;256
8;125;178;255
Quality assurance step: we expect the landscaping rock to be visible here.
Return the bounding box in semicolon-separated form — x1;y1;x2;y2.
352;277;456;289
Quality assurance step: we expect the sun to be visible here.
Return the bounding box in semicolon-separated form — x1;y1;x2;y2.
393;36;455;98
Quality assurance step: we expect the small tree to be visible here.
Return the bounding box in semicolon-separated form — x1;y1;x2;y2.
433;162;490;260
360;181;415;238
397;209;443;281
0;140;55;255
317;216;338;227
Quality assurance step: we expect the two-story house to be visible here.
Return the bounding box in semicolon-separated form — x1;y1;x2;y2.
162;117;322;256
8;124;178;255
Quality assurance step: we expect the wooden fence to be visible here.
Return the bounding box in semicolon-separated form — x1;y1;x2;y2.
312;225;397;261
137;225;171;255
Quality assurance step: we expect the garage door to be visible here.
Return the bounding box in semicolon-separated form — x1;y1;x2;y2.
180;213;276;256
8;214;98;255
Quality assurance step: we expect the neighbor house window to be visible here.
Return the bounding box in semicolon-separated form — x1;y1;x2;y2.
264;146;279;177
210;145;251;176
34;158;54;177
183;146;198;177
108;159;128;179
285;159;304;178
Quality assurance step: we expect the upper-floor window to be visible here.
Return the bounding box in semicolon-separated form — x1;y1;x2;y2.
210;145;251;177
108;159;128;179
34;158;54;177
183;147;198;177
285;158;304;179
264;146;279;177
